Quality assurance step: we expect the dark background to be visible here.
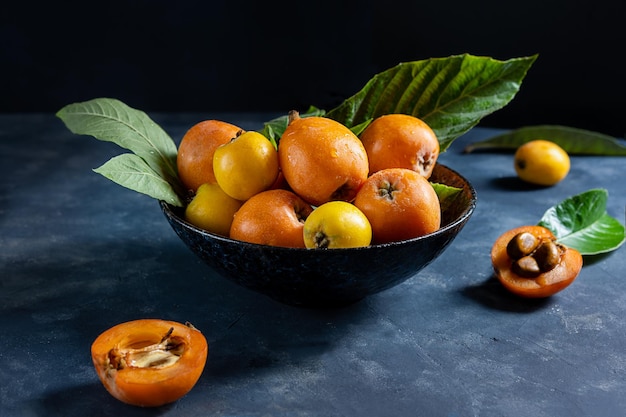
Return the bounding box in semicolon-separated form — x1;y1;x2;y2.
2;0;623;136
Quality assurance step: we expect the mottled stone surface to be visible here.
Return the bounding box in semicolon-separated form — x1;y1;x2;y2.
1;114;624;417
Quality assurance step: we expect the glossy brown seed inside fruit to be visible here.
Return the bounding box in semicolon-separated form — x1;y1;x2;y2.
506;232;539;259
534;240;564;272
512;256;541;277
505;231;565;279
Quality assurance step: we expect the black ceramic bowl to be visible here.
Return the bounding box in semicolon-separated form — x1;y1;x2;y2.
161;163;476;308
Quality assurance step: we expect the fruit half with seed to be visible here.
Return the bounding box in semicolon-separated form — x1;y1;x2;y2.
91;319;208;407
491;225;582;298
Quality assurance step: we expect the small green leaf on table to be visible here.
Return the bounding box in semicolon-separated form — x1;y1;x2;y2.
538;189;625;255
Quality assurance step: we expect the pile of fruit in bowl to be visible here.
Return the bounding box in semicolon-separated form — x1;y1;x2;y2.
162;110;481;307
57;54;538;307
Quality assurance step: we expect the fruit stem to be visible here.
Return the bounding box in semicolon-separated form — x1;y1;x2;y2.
288;110;300;125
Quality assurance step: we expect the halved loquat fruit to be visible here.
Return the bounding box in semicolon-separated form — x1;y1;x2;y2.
91;319;208;407
491;225;582;297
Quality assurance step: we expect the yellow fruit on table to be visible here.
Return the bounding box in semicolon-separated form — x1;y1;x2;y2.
185;183;243;236
213;131;279;201
514;140;570;186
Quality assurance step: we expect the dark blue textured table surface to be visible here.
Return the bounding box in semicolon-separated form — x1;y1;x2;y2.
1;113;624;417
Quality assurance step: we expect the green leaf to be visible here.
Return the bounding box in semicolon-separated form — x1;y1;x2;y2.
349;118;373;137
56;98;180;186
260;106;326;148
464;125;626;155
431;182;462;213
538;189;625;255
94;154;183;207
325;54;537;152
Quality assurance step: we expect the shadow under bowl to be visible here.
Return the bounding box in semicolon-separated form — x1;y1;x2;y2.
161;163;477;308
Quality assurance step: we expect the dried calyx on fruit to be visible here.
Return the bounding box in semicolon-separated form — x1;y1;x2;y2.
505;232;566;278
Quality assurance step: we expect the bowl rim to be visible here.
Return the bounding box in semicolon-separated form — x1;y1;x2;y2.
161;163;477;252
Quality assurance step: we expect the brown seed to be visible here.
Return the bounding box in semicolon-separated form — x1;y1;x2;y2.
512;256;541;278
506;232;540;260
534;240;563;272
